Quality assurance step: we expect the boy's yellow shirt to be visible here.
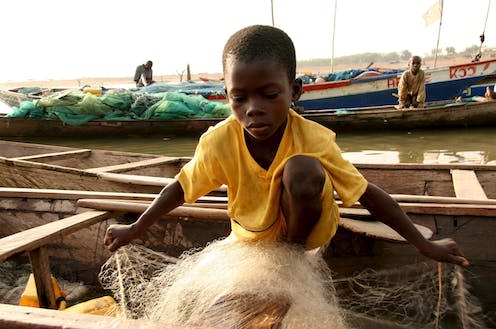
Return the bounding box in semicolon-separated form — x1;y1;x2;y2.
176;109;368;249
398;69;426;103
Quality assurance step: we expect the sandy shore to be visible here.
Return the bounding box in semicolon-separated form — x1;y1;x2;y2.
0;56;477;90
0;72;225;91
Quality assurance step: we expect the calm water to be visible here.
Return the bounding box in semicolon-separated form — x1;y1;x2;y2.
6;126;496;164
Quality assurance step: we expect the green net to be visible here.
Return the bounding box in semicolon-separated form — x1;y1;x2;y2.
6;90;231;126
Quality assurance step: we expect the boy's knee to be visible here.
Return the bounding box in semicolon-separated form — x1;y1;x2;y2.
283;156;325;198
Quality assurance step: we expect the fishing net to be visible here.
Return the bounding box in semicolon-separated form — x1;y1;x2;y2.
6;90;231;125
100;240;347;329
335;262;486;329
98;240;487;329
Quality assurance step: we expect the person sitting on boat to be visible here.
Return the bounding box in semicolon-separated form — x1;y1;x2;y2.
134;60;154;87
485;85;496;100
397;56;425;109
105;25;468;267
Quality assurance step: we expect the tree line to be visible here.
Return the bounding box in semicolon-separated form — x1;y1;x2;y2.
298;45;495;68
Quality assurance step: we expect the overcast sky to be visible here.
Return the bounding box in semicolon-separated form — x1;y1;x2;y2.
1;0;494;82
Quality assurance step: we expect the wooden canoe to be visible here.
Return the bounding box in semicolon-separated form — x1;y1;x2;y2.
0;140;190;194
1;100;495;137
1;140;495;201
0;187;495;327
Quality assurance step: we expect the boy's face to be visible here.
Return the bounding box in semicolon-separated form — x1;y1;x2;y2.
224;58;302;141
409;58;421;74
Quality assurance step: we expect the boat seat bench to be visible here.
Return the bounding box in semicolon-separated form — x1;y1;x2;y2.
0;303;210;329
451;169;488;200
0;210;112;309
85;156;179;173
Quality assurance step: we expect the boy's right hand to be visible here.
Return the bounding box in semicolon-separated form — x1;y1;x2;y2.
104;224;138;252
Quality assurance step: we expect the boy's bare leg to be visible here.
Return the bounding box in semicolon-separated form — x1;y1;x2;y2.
281;155;325;245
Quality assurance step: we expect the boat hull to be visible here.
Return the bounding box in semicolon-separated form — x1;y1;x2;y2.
1;100;495;137
1;141;496;198
0;188;495;325
297;59;496;110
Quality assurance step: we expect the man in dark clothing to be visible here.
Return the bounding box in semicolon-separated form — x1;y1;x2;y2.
134;60;154;87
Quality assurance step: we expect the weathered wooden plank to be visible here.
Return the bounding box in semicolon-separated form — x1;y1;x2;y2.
393;202;496;216
0;210;111;262
339;217;433;242
0;304;208;329
0;187;225;203
77;199;436;242
13;149;91;161
95;172;228;193
29;247;57;309
96;172;175;186
339;202;496;217
77;199;229;221
451;169;488;200
0;139;74;158
85;156;178;173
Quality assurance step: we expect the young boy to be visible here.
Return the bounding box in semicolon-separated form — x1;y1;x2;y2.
397;55;426;109
105;25;467;267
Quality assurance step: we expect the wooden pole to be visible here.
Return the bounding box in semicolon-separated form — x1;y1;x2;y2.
433;0;443;68
29;247;57;309
331;0;338;73
271;0;275;26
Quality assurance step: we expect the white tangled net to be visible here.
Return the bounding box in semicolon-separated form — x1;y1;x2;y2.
98;240;486;329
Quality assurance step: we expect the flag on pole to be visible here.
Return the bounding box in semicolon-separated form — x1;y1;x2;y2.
423;0;442;26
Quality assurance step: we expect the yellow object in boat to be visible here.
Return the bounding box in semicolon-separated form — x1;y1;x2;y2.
19;273;67;310
82;86;103;96
63;295;119;316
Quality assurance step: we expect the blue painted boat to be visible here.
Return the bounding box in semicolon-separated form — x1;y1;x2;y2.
296;59;496;110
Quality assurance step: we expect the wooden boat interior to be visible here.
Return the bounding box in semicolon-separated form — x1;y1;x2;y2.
0;207;207;329
1;186;495;326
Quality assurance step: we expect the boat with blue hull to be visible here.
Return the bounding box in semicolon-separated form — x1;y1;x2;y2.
296;59;496;110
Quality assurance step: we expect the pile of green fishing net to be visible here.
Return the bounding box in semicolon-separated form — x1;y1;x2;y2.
7;90;232;126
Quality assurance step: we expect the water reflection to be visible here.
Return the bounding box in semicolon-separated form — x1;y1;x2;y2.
336;127;496;164
4;127;496;164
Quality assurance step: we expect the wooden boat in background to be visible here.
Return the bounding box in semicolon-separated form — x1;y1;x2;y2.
304;99;496;131
143;60;496;110
0;140;190;194
1;140;496;200
1;99;495;137
296;59;496;110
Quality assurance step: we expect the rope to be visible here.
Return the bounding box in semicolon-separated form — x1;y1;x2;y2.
477;0;492;59
482;0;492;34
455;265;469;329
115;252;129;319
435;262;443;329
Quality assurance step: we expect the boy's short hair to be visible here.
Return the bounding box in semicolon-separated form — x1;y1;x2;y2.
409;56;422;64
222;25;296;82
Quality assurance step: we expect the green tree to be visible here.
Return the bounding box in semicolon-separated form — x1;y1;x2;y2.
383;52;400;62
461;45;479;56
400;50;412;60
445;46;456;55
431;48;443;56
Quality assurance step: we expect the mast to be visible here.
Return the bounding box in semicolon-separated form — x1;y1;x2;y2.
271;0;275;26
433;0;444;68
331;0;338;73
478;0;492;59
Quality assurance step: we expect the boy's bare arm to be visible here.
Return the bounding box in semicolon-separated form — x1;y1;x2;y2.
104;180;185;252
358;182;469;266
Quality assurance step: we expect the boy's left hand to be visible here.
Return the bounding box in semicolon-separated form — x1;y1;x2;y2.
419;238;469;267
